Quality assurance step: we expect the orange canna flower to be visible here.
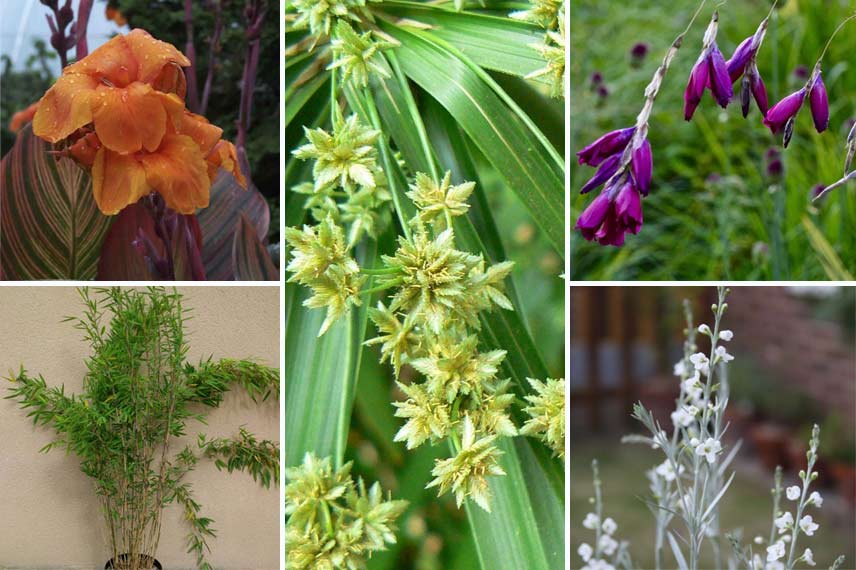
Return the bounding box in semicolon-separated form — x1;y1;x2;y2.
33;29;189;149
30;29;246;216
9;102;39;133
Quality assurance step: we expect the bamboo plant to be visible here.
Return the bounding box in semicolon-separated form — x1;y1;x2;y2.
5;287;279;570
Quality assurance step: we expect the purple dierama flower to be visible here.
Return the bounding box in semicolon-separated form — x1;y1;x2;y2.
576;180;643;246
764;64;827;147
684;12;732;121
576;2;708;248
809;73;829;133
631;139;653;196
630;42;649;68
725;12;773;118
576;127;635;166
764;88;806;147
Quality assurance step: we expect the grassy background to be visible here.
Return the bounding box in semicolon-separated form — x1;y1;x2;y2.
569;439;856;569
570;0;856;280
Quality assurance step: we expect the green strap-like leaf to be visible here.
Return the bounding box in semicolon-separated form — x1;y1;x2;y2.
381;22;564;253
0;125;111;279
381;1;547;78
284;239;378;467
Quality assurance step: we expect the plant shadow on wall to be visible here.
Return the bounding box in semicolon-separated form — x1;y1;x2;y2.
5;288;280;570
570;287;853;570
570;0;856;280
284;0;566;568
0;0;279;281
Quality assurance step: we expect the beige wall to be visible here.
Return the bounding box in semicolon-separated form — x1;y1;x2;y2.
0;286;280;570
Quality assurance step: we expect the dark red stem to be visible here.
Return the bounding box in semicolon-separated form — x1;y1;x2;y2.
236;0;265;184
199;0;225;115
74;0;93;59
183;0;200;112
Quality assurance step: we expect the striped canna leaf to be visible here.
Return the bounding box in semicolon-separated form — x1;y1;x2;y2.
233;214;279;281
0;124;111;280
197;171;271;280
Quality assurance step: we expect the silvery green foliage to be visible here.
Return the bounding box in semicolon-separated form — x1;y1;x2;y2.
581;287;845;570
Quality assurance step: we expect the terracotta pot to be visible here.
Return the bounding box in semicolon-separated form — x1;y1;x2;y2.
748;422;789;472
105;554;163;570
830;461;856;505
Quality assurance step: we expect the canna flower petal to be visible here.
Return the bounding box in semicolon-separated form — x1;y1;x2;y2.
9;102;39;133
684;57;709;121
152;62;188;99
174;110;223;155
32;73;99;143
92;147;152;215
631;139;653;196
139;134;211;214
809;73;828;133
68;132;102;168
576;127;634;166
124;29;191;84
65;33;138;86
580;154;620;194
764;88;806;134
91;82;168;153
708;44;733;108
207;140;248;189
726;36;754;82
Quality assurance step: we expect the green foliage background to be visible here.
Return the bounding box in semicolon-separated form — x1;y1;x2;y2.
570;0;856;280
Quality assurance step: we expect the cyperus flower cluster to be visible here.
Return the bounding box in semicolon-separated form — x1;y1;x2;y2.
520;377;566;460
512;0;567;98
285;453;407;570
292;113;392;246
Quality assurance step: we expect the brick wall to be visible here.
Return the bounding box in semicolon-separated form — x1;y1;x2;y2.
727;287;855;425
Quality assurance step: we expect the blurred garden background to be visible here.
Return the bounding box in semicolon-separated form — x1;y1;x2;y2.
569;286;856;569
570;0;856;280
0;0;280;243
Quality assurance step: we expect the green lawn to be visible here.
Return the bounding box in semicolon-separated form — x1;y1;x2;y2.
570;438;856;569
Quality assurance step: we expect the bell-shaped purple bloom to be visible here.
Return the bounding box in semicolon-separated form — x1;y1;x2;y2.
748;65;769;116
576;127;635;166
726;36;754;82
576;181;643;247
684;43;732;121
764;88;806;134
581;154;621;194
809;73;828;133
631;139;652;196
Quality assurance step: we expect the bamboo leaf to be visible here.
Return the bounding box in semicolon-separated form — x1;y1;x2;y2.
0;124;111;279
380;22;564;253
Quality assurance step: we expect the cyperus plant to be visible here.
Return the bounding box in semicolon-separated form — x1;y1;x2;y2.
286;0;565;566
5;287;279;570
